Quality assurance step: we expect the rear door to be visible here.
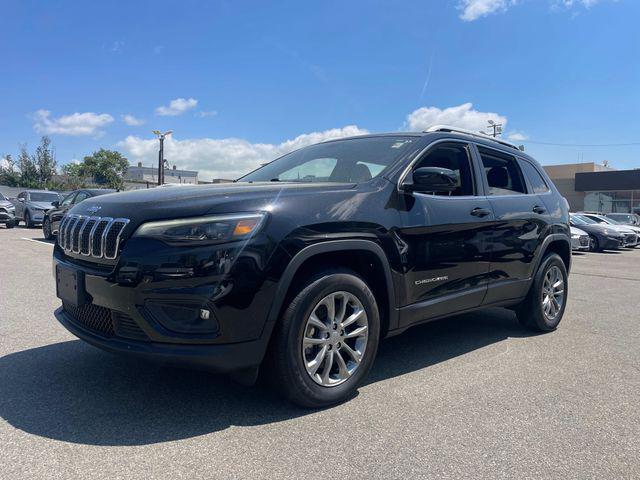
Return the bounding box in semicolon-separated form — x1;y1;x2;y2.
474;145;551;304
396;140;494;326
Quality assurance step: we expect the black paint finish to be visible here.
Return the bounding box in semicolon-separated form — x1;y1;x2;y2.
52;131;570;373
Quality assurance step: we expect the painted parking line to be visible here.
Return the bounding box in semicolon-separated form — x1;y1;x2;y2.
21;237;54;246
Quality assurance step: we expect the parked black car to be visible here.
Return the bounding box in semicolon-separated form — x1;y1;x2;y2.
53;126;571;407
43;189;116;240
569;214;623;251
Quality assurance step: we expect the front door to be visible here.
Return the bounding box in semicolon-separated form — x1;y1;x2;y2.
395;141;494;327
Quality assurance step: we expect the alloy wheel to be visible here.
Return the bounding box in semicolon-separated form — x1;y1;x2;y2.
301;291;369;387
541;265;564;321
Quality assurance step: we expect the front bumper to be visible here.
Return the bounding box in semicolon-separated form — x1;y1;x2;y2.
52;232;285;372
54;306;268;372
571;235;589;251
601;235;624;250
0;210;15;222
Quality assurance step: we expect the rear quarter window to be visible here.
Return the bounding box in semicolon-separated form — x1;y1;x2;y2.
519;159;549;194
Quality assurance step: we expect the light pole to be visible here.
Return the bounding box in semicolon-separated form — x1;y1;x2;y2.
486;120;502;138
152;130;173;185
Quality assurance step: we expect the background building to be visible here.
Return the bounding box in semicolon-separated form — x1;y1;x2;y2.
125;163;198;186
544;162;640;214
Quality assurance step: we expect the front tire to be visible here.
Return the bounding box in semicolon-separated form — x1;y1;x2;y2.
24;211;33;228
515;253;568;332
588;235;600;252
269;268;380;408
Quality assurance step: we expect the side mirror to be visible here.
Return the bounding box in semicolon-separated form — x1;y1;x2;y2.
51;200;59;208
18;197;25;203
403;167;458;194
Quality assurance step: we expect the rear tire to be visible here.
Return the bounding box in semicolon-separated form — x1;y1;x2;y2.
515;253;568;332
43;217;53;239
269;268;380;408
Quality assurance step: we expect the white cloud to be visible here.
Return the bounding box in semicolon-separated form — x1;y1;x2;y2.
405;102;507;133
155;97;198;116
196;110;218;118
458;0;519;21
120;103;517;181
507;131;528;141
33;110;114;136
122;114;145;126
459;0;610;20
118;125;369;180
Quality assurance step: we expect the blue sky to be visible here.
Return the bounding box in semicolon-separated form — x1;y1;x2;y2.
1;0;638;180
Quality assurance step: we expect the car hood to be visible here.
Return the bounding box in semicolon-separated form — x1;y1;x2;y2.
0;200;13;209
67;182;357;225
571;222;621;236
30;201;56;210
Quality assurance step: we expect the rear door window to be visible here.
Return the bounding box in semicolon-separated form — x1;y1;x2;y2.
478;146;526;196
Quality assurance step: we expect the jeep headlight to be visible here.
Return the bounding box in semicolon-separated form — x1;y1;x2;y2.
132;213;266;245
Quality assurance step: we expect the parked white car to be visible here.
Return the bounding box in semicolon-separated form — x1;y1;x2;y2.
570;226;590;251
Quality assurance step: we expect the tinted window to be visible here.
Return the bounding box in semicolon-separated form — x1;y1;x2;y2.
30;192;60;202
413;143;475;196
478;147;526;196
519;160;549;193
61;193;76;206
239;136;418;183
74;191;91;203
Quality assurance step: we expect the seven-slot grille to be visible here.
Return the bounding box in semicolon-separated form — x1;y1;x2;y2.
58;214;130;259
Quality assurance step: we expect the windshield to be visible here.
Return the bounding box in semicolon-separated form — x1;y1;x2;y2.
574;214;597;225
608;214;633;223
30;192;60;202
0;193;7;201
238;136;418;183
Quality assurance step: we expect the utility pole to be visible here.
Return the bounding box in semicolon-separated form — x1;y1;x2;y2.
486;119;503;138
152;130;173;185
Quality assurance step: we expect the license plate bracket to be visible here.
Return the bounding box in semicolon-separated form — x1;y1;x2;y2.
56;265;87;307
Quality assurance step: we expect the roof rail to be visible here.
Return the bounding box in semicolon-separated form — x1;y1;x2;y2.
424;125;520;151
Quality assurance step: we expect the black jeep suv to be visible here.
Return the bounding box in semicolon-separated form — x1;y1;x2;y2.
53;126;571;407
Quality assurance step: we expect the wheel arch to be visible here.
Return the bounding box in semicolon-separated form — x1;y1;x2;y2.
266;240;398;339
536;233;572;274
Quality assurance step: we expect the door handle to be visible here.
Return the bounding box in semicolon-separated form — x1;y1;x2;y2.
533;205;546;214
470;207;491;217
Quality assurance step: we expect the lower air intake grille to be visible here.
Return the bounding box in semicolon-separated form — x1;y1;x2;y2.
63;301;115;336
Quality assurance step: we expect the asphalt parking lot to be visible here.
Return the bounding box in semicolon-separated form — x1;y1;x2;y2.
1;225;639;479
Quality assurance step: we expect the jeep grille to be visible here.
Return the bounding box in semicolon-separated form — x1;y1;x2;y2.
58;214;130;260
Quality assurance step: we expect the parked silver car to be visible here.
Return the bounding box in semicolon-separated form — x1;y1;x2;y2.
0;192;16;228
570;226;590;251
13;190;62;228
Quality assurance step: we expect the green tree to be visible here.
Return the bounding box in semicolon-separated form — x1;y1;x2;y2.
17;144;39;187
35;136;57;184
0;154;21;186
78;149;129;189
